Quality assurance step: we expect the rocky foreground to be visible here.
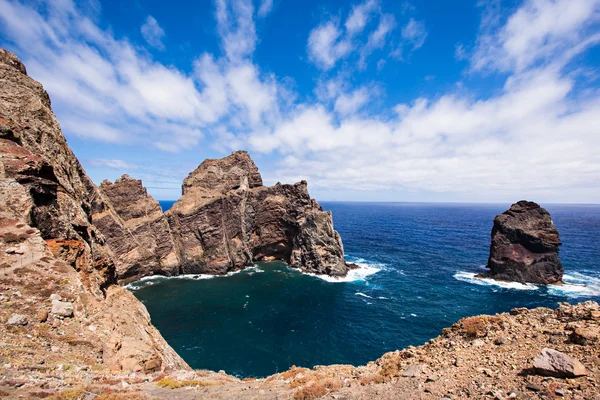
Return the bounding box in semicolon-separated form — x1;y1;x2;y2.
1;288;599;399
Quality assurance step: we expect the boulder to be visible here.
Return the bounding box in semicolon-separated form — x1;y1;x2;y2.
533;348;587;378
6;313;27;326
483;201;563;284
51;300;74;318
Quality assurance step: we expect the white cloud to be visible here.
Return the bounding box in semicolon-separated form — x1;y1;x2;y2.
471;0;600;73
401;18;427;50
249;0;600;202
307;21;353;70
140;16;165;50
454;43;467;60
307;0;401;70
88;159;138;169
334;87;370;116
257;0;273;17
359;13;395;68
345;0;378;35
216;0;256;61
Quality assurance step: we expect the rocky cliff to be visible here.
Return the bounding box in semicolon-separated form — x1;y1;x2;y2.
0;48;188;373
96;175;179;282
164;151;350;276
484;200;563;284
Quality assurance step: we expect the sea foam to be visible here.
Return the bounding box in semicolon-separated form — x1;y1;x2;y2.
454;270;600;298
305;259;382;283
453;271;539;291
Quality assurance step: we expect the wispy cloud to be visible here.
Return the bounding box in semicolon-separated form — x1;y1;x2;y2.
257;0;273;17
88;159;138;169
140;16;165;50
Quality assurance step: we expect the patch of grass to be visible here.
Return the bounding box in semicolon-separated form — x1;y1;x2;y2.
360;373;387;385
280;366;310;380
379;354;403;377
46;387;86;400
293;378;343;400
156;377;221;389
461;315;501;338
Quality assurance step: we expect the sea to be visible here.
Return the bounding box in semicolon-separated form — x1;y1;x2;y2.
127;202;600;378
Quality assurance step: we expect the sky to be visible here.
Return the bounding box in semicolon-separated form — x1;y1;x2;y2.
0;0;599;203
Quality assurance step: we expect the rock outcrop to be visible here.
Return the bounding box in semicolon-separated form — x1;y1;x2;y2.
96;175;179;281
165;151;350;276
0;48;189;372
484;200;563;284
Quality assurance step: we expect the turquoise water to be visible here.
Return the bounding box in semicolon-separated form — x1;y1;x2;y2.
129;202;600;377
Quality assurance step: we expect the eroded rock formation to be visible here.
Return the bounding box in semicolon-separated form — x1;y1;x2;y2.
484;200;563;284
97;175;179;281
165;151;350;276
0;48;188;372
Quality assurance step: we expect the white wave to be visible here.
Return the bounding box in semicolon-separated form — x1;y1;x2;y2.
355;292;373;299
410;313;417;317
547;273;600;298
453;271;539;291
305;262;382;283
377;296;389;300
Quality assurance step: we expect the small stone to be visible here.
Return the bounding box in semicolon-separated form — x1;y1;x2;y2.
472;339;485;347
526;383;543;392
590;311;600;320
6;313;28;326
534;348;587;378
51;300;73;318
570;327;599;345
37;309;48;323
555;388;566;397
402;364;421;378
143;358;161;373
426;374;440;382
49;294;62;301
494;336;509;345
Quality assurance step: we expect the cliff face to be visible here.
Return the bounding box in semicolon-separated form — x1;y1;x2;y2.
0;49;188;372
485;200;563;284
96;175;179;282
165;151;349;276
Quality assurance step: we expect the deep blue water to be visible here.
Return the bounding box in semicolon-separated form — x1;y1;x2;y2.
130;202;600;377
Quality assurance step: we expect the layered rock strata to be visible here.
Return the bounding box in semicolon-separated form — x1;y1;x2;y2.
0;48;188;372
483;200;563;284
164;151;350;276
96;175;179;281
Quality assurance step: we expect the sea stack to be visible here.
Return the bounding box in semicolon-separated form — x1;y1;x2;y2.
484;200;563;284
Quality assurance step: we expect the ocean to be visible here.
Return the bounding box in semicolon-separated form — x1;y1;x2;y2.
128;202;600;378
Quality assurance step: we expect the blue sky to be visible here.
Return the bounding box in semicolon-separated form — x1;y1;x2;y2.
1;0;599;203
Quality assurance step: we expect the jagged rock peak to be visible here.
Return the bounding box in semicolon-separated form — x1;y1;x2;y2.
182;150;263;195
484;200;563;284
0;49;27;75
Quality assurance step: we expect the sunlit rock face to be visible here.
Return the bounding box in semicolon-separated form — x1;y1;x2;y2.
484;200;563;285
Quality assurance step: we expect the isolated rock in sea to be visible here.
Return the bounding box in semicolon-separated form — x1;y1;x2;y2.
533;348;587;378
97;175;180;281
165;151;350;276
484;200;563;284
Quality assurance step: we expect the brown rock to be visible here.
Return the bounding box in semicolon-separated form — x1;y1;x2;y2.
484;201;563;284
165;153;350;277
570;327;599;345
96;175;179;281
533;348;587;378
36;309;48;323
